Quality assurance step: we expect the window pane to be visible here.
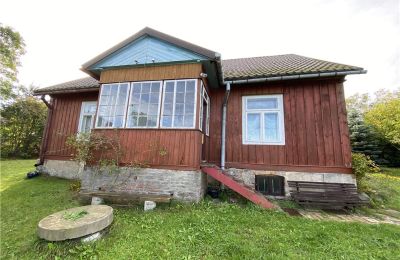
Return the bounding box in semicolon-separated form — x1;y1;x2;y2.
175;103;184;115
138;116;147;126
184;115;194;127
114;116;124;128
115;106;125;116
142;83;151;93
133;83;141;92
247;113;261;141
161;79;196;128
174;115;184;127
150;93;159;103
176;92;184;103
165;82;174;92
185;103;194;114
163;104;173;115
148;116;157;127
96;83;129;128
185;92;194;103
264;113;279;141
162;116;172;127
141;93;149;103
151;82;160;93
177;81;185;92
102;85;111;96
247;98;277;110
186;80;195;92
139;103;148;115
164;92;174;103
148;104;159;116
127;116;137;127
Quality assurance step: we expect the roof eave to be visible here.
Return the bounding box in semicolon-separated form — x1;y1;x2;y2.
33;87;100;96
224;69;367;84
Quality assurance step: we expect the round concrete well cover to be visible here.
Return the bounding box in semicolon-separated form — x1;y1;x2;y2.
38;205;113;241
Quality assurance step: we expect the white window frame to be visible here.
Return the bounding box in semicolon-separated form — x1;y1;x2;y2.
78;101;97;133
95;83;130;129
242;95;285;145
125;81;163;129
160;79;197;129
199;81;210;136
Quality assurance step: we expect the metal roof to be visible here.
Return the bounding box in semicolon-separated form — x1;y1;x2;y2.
34;53;365;95
223;54;364;81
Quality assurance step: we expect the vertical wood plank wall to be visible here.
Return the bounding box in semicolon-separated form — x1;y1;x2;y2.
44;63;205;170
204;78;352;173
45;92;98;159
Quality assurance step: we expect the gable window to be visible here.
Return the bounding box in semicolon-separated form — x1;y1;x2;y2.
242;95;285;145
96;83;129;128
78;101;97;133
199;81;210;135
126;81;162;128
161;79;197;128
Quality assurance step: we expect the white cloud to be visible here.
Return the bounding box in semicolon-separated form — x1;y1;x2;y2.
2;0;399;96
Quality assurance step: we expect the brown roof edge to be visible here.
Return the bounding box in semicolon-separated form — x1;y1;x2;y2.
81;27;219;74
34;87;99;96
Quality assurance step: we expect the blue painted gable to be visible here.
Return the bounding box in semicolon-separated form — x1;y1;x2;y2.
89;35;207;70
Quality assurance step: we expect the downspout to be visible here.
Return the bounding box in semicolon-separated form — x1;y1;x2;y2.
38;95;53;165
220;82;230;170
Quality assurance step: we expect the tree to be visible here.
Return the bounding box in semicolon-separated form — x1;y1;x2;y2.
0;96;47;158
0;24;26;100
347;109;385;164
364;89;400;150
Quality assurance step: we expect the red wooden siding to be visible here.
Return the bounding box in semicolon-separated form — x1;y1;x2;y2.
45;92;98;159
204;78;352;173
44;93;202;170
92;129;202;170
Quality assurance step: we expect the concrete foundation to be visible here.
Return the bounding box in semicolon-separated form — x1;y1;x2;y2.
81;167;207;202
224;168;356;197
41;160;207;202
42;159;83;180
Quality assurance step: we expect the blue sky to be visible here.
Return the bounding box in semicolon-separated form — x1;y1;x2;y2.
2;0;399;97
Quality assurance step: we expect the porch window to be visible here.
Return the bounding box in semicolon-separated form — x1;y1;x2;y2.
199;81;210;135
242;95;285;145
96;83;129;128
161;79;197;128
126;81;162;128
78;101;97;133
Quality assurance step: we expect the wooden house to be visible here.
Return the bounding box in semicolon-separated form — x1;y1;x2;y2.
35;27;365;203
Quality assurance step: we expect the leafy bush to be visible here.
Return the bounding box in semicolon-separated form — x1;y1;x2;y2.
0;96;47;158
352;153;380;190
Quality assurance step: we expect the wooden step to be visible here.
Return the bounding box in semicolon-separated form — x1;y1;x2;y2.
202;167;275;209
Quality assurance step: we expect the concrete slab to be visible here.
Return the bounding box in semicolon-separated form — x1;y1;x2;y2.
37;205;113;241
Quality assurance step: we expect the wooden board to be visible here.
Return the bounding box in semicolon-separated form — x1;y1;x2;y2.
204;77;353;174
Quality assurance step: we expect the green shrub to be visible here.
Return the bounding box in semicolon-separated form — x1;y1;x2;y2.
352;153;380;190
69;180;81;192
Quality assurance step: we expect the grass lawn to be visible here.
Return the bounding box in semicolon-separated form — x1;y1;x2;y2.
1;160;400;259
364;167;400;211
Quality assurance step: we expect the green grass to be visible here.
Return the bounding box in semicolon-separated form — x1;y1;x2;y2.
1;160;400;259
364;168;400;211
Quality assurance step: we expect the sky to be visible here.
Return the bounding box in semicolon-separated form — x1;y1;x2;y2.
2;0;399;97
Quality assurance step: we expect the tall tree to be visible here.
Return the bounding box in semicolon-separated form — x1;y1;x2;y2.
0;24;26;100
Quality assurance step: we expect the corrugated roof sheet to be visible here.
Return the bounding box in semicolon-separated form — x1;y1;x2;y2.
34;77;99;94
34;54;364;94
223;54;363;81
